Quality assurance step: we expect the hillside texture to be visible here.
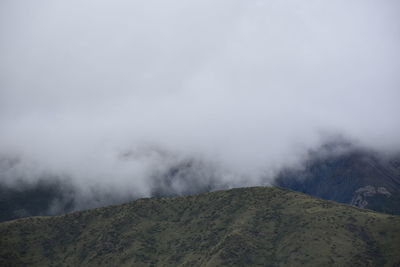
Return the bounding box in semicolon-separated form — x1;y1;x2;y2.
1;187;399;266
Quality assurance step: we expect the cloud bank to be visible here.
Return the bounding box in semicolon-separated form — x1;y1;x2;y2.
1;0;399;205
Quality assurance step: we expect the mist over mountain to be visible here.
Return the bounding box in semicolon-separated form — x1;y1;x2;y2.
2;142;400;222
1;0;400;220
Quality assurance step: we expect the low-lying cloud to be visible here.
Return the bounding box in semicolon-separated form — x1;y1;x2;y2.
1;0;399;207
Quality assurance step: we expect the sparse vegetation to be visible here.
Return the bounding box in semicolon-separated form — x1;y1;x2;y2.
0;186;399;266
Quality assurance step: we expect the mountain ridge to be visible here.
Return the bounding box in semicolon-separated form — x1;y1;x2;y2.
1;186;399;266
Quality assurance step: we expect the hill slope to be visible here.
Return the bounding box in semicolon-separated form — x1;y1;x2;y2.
1;187;400;266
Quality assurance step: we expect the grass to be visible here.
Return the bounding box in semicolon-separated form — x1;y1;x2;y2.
0;186;399;266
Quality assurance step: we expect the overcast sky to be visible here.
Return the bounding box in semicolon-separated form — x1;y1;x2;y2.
1;0;399;196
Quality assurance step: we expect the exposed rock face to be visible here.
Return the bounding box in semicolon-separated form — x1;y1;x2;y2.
377;186;391;196
351;185;392;208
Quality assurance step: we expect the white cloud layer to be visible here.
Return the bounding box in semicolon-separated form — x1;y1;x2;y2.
1;0;399;196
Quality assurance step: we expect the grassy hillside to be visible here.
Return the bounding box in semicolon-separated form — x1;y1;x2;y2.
1;187;399;266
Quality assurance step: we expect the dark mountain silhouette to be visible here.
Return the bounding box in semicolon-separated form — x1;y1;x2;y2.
0;179;75;222
275;149;400;215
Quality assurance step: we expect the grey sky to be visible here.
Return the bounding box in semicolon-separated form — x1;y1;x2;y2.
0;0;399;196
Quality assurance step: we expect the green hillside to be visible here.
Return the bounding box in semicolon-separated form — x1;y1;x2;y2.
1;187;399;266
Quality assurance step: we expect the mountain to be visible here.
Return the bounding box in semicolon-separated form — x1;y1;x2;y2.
0;179;76;222
275;150;400;215
1;186;399;266
0;159;227;222
1;147;400;223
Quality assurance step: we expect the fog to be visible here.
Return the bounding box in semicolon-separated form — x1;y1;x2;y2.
1;0;399;206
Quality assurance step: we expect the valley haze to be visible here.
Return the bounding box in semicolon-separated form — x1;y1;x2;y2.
0;0;399;211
